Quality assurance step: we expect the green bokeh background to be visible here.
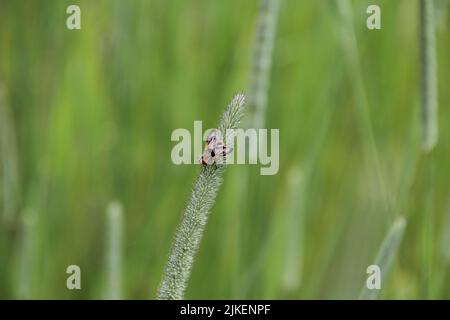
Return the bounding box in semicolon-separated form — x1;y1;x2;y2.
0;0;449;299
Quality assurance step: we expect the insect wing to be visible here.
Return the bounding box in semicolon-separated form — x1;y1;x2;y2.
206;129;220;145
221;145;233;156
210;145;233;165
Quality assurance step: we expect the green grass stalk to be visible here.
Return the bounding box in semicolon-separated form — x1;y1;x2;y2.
246;0;280;130
14;209;37;299
104;201;124;300
232;0;281;297
358;217;406;300
336;0;392;213
157;93;246;300
419;0;439;153
0;85;20;224
280;166;304;293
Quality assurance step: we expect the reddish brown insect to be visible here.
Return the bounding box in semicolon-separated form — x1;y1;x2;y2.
199;130;233;165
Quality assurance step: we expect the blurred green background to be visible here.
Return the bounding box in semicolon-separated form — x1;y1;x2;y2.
0;0;449;299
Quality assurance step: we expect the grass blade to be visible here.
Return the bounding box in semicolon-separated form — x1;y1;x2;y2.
0;85;20;224
14;209;37;299
335;0;392;213
104;201;124;300
358;217;406;300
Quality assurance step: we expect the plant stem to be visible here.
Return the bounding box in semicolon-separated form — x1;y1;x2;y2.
0;85;20;224
419;0;439;153
246;0;280;130
336;0;392;214
358;217;406;300
104;201;124;300
157;93;246;300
